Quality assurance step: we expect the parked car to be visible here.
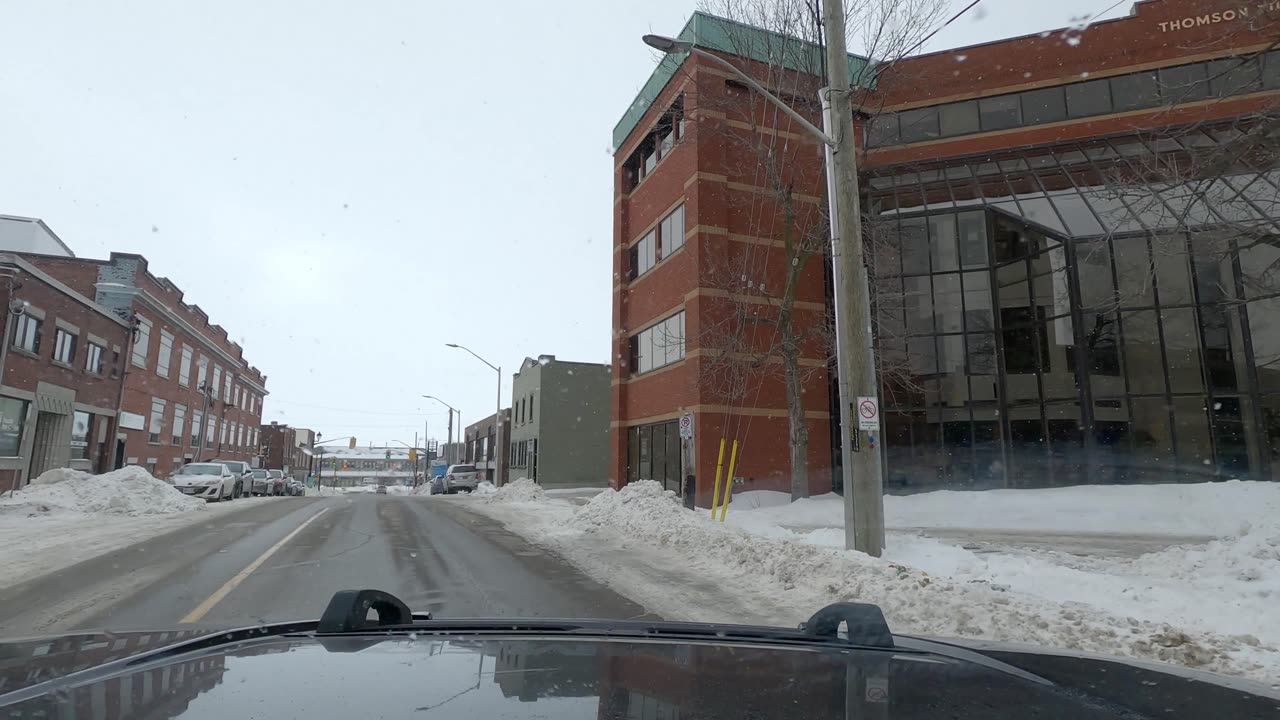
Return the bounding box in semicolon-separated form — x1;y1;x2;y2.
267;469;286;496
248;469;272;496
443;464;481;493
375;484;387;495
431;474;445;495
287;480;305;496
167;462;237;501
211;459;253;497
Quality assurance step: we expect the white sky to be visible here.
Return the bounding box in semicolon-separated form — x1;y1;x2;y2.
0;0;1128;445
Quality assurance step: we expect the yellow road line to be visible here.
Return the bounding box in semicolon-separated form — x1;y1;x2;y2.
180;506;330;623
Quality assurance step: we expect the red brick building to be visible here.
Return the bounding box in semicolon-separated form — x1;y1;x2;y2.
614;0;1280;502
25;252;268;479
0;253;131;490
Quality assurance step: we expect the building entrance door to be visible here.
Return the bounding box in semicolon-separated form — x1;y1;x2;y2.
27;411;66;480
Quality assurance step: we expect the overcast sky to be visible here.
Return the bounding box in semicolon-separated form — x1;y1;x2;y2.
0;0;1127;446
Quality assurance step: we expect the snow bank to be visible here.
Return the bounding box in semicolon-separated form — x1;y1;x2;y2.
734;480;1280;538
484;478;544;504
475;480;1280;682
472;481;498;496
0;467;205;517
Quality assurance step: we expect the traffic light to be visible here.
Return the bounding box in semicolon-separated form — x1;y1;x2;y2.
385;450;391;460
409;448;417;462
349;437;357;450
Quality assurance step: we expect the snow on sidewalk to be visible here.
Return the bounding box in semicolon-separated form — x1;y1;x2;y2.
449;479;1280;684
0;467;281;587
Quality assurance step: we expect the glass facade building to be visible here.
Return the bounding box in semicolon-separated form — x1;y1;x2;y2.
867;124;1280;491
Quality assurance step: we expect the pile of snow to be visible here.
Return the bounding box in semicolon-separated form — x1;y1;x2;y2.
483;478;545;504
0;467;205;517
517;481;1278;681
472;481;498;496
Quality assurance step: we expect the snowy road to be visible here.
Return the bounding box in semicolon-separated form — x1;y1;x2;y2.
0;494;650;636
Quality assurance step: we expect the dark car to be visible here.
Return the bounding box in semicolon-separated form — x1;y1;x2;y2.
375;484;387;494
0;589;1275;719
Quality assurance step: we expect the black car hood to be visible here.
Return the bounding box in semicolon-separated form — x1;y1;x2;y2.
1;627;1277;719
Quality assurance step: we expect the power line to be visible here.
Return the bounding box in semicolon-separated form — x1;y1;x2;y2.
901;0;985;58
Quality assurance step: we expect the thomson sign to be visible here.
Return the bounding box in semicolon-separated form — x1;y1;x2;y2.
1158;2;1280;32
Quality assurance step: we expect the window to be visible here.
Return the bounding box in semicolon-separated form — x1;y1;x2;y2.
70;411;91;460
53;329;76;364
178;344;193;386
1110;71;1159;111
629;229;657;279
528;394;534;420
0;397;26;456
208;415;216;444
237;423;244;448
224;375;233;403
85;342;104;374
1064;79;1112;118
172;404;186;446
1208;57;1261;97
938;101;980;136
1159;63;1210;102
1001;307;1050;374
156;330;173;378
219;419;227;446
13;314;40;353
148;397;166;443
866;113;899;146
197;355;208;389
132;317;151;367
1264;50;1280;89
191;410;203;446
211;365;222;397
1020;87;1066;124
899;106;940;143
629;311;685;375
659;204;685;256
625;420;682;491
978;95;1021;131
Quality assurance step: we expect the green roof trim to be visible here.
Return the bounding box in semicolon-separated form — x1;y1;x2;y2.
612;11;876;154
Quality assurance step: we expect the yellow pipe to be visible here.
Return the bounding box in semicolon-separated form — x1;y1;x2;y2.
719;440;739;522
710;438;726;518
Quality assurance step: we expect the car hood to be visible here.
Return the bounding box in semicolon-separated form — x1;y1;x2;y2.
1;628;1276;719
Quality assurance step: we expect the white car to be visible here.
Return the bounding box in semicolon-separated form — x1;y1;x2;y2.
443;464;482;493
249;468;272;496
169;462;237;501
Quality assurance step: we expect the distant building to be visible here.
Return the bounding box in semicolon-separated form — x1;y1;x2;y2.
464;410;510;484
315;445;415;486
0;215;74;257
508;355;609;488
259;422;315;482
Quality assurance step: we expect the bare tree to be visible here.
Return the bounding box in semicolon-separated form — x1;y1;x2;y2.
687;0;945;499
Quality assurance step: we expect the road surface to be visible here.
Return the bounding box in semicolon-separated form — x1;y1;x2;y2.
0;495;652;637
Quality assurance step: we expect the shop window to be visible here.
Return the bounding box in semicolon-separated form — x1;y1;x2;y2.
939;101;980;137
0;397;27;457
1110;72;1159;111
69;411;91;460
1065;79;1112;118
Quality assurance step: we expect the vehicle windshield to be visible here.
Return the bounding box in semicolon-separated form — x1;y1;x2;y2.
2;0;1276;702
176;465;222;476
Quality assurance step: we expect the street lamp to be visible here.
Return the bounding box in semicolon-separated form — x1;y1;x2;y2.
423;395;460;465
643;21;884;555
446;343;504;487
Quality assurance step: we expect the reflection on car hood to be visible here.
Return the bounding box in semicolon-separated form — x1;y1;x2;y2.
2;626;1278;719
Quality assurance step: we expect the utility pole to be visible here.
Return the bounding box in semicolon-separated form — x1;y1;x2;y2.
819;0;884;555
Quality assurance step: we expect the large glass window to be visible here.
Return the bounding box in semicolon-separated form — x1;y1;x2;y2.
659;204;685;256
899;106;940;143
69;411;91;460
132;317;151;367
978;95;1020;131
1020;87;1066;125
1208;57;1261;97
1159;63;1210;102
939;101;980;137
866;114;899;146
0;397;27;456
625;420;681;491
629;311;685;375
1264;50;1280;89
1110;71;1159;111
1065;79;1111;118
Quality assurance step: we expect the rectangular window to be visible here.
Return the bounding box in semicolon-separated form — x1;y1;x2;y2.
1159;63;1210;102
197;355;208;389
211;365;222;397
978;95;1021;131
178;344;193;386
660;204;685;256
0;397;26;456
148;397;166;443
938;101;980;136
1065;79;1112;118
629;229;657;279
156;330;173;378
53;329;76;364
224;375;233;403
1208;57;1261;97
529;395;534;420
866;113;899;146
629;311;686;375
1264;50;1280;89
70;410;91;460
1001;307;1050;374
85;342;104;374
208;415;216;443
13;314;40;353
191;410;203;446
1110;71;1159;111
172;404;186;446
898;106;940;143
1020;86;1067;124
132;317;151;367
219;419;227;446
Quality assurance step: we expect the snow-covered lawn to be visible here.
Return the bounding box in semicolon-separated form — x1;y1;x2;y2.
443;479;1280;684
0;467;282;587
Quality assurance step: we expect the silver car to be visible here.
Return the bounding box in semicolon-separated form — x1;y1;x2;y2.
248;468;272;496
443;464;481;493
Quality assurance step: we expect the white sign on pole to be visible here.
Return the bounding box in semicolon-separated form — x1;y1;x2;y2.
856;396;880;431
678;414;694;439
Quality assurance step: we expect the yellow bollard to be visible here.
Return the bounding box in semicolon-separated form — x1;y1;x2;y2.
719;440;739;522
709;438;726;518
